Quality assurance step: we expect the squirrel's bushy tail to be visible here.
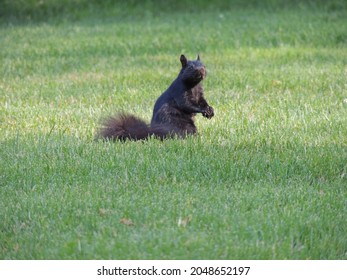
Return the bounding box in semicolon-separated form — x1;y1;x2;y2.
97;113;170;141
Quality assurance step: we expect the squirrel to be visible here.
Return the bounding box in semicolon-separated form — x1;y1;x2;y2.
97;54;214;141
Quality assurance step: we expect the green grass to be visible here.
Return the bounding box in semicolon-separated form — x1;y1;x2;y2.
1;0;346;259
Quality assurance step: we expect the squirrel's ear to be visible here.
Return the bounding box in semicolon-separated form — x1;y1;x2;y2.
180;54;188;67
197;54;200;61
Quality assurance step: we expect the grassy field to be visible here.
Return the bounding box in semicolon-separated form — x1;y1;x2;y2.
1;0;346;259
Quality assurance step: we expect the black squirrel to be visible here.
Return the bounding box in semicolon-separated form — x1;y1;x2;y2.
97;54;214;141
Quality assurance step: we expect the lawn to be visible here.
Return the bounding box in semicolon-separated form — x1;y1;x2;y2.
0;0;346;259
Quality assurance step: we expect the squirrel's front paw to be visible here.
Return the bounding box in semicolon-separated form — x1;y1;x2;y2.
202;106;214;119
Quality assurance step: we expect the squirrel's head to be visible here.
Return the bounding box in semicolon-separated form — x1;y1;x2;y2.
179;54;206;86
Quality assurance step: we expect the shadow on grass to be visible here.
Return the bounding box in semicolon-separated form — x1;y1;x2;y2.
1;0;346;24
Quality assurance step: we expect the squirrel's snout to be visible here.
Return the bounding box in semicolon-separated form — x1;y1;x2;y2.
199;67;206;79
